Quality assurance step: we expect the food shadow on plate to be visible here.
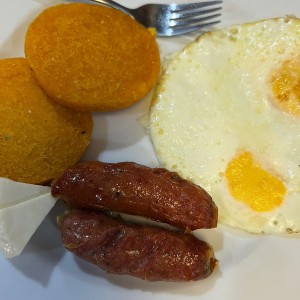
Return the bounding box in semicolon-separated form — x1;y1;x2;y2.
83;95;154;161
0;18;29;58
207;224;296;274
80;113;107;161
8;200;67;287
73;254;221;296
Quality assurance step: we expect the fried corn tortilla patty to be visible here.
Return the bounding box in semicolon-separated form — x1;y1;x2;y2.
24;3;161;112
0;58;93;184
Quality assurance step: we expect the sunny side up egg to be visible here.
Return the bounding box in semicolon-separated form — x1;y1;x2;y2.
149;17;300;234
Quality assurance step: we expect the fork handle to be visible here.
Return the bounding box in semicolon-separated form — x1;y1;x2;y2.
88;0;133;17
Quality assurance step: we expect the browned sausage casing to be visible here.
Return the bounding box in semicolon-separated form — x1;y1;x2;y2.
51;161;218;231
60;209;217;282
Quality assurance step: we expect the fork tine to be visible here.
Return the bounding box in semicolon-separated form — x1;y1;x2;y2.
172;6;222;20
166;20;221;36
171;0;222;12
170;13;221;27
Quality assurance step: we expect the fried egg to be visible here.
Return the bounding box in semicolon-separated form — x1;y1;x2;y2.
149;17;300;234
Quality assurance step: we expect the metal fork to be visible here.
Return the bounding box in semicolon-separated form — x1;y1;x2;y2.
88;0;222;36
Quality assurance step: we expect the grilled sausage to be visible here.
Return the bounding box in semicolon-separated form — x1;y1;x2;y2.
60;209;217;282
51;161;218;231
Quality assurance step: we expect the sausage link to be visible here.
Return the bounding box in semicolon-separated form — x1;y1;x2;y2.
60;209;217;282
51;161;217;231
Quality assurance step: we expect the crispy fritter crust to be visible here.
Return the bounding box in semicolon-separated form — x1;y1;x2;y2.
0;58;93;184
24;3;161;112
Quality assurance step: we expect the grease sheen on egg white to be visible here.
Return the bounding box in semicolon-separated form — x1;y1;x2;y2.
150;17;300;234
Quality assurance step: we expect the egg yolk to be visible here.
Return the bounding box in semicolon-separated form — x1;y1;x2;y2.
271;57;300;115
225;151;286;212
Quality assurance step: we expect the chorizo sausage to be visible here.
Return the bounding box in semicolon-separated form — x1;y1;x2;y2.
60;209;217;282
51;161;218;231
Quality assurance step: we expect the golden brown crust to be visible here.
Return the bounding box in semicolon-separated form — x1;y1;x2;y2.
0;57;93;184
24;3;161;112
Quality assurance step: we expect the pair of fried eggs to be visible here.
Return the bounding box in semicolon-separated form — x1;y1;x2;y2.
150;17;300;234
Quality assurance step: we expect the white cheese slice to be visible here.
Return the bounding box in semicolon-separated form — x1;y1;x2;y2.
0;178;56;258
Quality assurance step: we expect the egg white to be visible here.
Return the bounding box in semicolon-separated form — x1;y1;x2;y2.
150;17;300;234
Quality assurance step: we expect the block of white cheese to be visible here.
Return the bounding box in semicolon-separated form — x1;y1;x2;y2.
0;178;56;258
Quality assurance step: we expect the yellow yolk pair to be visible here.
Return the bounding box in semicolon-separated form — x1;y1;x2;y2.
225;57;300;213
150;18;300;234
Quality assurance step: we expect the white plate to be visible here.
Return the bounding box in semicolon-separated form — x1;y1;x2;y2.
1;0;300;299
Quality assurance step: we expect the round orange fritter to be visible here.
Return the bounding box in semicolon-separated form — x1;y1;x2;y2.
0;58;93;184
24;3;161;112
